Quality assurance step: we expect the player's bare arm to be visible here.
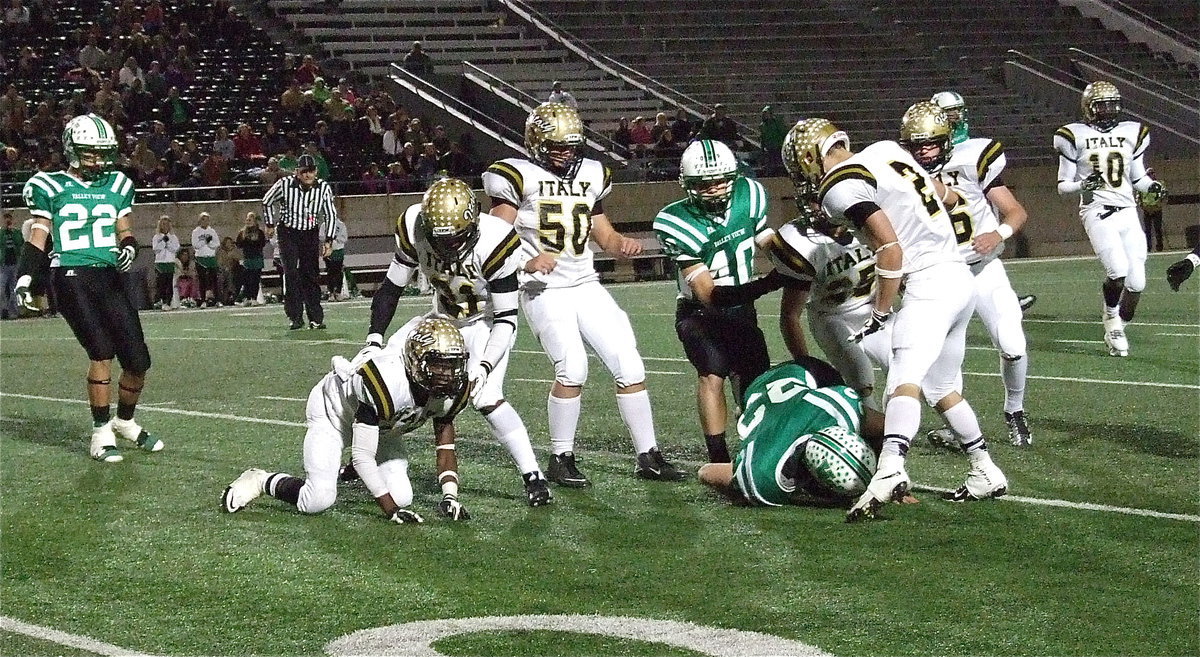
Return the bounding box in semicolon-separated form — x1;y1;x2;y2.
975;185;1028;255
590;211;642;258
779;284;811;359
860;211;903;315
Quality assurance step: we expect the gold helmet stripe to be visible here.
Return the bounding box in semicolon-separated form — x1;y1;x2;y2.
483;229;522;279
818;165;876;204
977;139;1004;182
395;212;418;261
602;164;612;190
1055;126;1076;145
766;233;817;278
1135;124;1149;152
486;161;524;196
359;359;394;420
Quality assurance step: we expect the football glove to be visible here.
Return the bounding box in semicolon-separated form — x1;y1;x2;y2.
1081;170;1106;192
13;274;37;312
1166;258;1194;292
848;309;891;344
1144;181;1167;205
468;362;491;400
388;508;424;524
437;494;471;521
351;333;384;368
112;237;137;273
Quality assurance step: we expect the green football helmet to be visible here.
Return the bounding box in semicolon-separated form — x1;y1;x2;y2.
801;425;877;498
63;113;119;181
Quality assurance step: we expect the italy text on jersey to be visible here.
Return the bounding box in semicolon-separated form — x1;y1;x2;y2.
933;137;1006;262
1055;120;1148;209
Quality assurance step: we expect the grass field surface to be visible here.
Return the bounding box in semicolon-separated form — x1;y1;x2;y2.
1;251;1196;656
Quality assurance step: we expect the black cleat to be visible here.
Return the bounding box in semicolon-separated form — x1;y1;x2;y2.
309;321;327;330
288;320;304;330
634;447;689;481
338;462;361;482
547;452;591;488
1018;294;1037;312
1005;410;1033;447
522;471;553;507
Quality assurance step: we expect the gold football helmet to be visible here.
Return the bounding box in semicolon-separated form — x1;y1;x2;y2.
525;102;584;178
403;317;469;397
418;177;480;261
781;118;849;202
1081;81;1121;130
899;101;953;170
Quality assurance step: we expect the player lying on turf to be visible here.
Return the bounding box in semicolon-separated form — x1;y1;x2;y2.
222;317;473;524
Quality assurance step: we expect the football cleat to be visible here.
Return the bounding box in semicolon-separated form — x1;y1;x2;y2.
846;456;910;522
112;417;163;452
309;321;327;330
547;451;591;488
338;462;361;482
634;447;688;481
222;468;268;513
288;320;304;330
1018;295;1037;312
1005;411;1033;447
942;460;1008;502
925;427;960;452
522;471;553;507
1102;314;1129;357
90;423;122;463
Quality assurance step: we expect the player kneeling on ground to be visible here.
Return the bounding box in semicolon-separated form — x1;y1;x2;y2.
699;356;916;512
222;317;473;523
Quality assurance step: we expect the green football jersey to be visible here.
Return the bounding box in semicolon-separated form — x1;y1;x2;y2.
653;176;770;299
23;169;136;267
731;361;863;506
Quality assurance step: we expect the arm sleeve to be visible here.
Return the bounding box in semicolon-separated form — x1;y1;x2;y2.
22;175;54;219
261;178;283;226
480;269;519;368
321;182;338;238
482;161;523;207
1053;129;1082;195
820;177;879;230
764;228;818;282
977;140;1006;191
350;419;389;499
368;256;415;336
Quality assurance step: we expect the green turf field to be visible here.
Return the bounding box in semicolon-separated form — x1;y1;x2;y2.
1;252;1196;657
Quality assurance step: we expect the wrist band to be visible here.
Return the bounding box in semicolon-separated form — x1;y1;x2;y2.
995;224;1014;241
875;266;903;279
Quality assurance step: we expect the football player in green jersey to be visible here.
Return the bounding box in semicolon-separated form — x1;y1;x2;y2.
653;139;784;464
699;356;898;509
14;113;162;463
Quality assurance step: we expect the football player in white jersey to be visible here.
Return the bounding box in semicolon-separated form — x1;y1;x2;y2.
482;102;686;486
915;93;1034;447
933;91;1037;312
363;178;552;507
785;115;1008;522
222;318;473;523
1054;81;1166;357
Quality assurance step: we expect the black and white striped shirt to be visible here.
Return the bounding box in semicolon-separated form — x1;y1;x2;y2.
261;175;338;237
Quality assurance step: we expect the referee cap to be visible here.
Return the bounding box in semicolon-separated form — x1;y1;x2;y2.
296;154;318;171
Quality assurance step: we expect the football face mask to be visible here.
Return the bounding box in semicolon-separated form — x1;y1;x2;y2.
63;114;119;181
899;101;953;171
403;318;469;397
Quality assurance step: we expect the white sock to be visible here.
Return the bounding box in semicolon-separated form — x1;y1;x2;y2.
882;395;922;457
1001;356;1027;414
1103;306;1118;319
547;393;580;456
616;389;657;455
483;402;541;475
940;399;989;455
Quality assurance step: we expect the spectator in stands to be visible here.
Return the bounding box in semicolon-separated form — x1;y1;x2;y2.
102;39;126;76
15;46;40;78
629;116;653;158
294;54;319;88
430;124;452;155
650;112;670;143
360;161;385;194
302;142;331;180
142;0;164;35
171;45;197;84
398;140;419;175
3;0;31;34
276;147;298;172
279;82;308;118
216;236;242;306
324;90;354;140
1139;167;1165;252
758;105;787;176
27;101;56;139
173;22;200;56
548;80;578;109
212;126;236;160
163;58;187;90
403;41;433;76
127;32;154;69
439;141;475;178
413;142;439;187
262;120;288;157
92;79;121;117
612;116;631;156
258;156;285;186
129;137;158;183
152;215;180;310
53;50;77;77
305;77;331;109
168;150;195;185
404;117;427;147
653;125;683;163
175;246;199;308
159;86;192;135
115;0;137;30
323;215;348;301
148;158;170;187
233;123;266;166
199;149;231;190
699;104;740;151
0;211;23;320
381;116;405;157
385;161;411;193
356;105;385;152
192;212;220;307
310;120;334;153
118;56;145;89
144;60;168;98
0;85;26;143
57;90;88;118
335;78;357;106
122;79;156;125
236;211;267;305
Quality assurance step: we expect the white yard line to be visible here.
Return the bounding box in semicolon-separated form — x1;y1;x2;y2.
2;390;1196;523
257;395;307;402
0;616;155;657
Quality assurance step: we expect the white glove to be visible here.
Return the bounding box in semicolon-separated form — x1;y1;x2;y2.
437;494;471;520
468;361;491;400
848;309;891;344
351;333;385;369
388;508;424;524
13;274;37;312
112;243;137;272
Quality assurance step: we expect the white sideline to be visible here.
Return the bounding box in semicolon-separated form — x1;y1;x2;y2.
2;390;1197;523
0;615;156;657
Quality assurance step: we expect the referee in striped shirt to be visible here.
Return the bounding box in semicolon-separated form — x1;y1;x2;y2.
262;154;337;330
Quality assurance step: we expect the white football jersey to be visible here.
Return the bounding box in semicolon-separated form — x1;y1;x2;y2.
819;140;962;274
764;220;876;315
482;156;612;288
392;205;522;326
932;137;1007;264
1054;120;1149;210
337;351;470;433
